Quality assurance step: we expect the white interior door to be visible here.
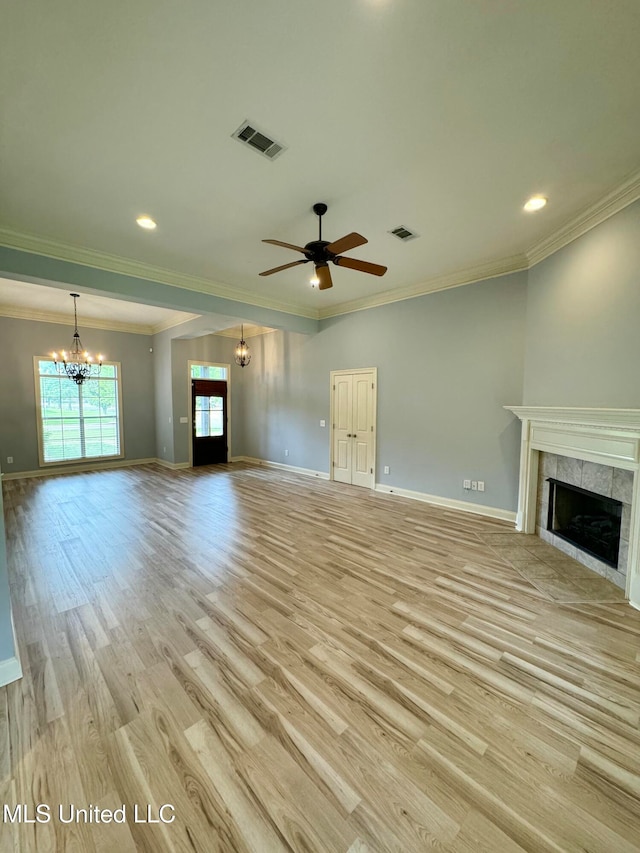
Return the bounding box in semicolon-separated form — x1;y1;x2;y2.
331;369;376;488
332;374;353;484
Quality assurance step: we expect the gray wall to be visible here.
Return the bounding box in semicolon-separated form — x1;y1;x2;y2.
0;470;16;664
524;199;640;406
238;271;528;512
0;316;156;473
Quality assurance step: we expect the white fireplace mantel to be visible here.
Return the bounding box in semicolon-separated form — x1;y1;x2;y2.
504;406;640;607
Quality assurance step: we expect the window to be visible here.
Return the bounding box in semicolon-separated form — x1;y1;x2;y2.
35;359;123;464
194;394;224;437
190;363;227;380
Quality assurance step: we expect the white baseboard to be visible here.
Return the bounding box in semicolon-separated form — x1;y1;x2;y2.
0;457;202;480
154;458;190;470
1;457;158;481
0;613;22;687
374;483;516;523
233;456;329;480
0;654;22;687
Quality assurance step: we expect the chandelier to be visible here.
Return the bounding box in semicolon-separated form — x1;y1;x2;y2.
52;293;103;385
234;324;251;368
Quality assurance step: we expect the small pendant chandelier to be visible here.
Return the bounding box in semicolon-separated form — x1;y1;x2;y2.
234;325;251;368
52;293;103;385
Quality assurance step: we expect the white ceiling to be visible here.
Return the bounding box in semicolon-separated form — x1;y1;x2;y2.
0;278;198;334
1;1;640;316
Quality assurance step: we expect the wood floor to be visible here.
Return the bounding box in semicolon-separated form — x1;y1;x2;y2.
1;462;640;852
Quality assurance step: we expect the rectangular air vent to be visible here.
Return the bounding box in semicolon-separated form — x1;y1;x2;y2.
232;120;287;161
389;225;418;241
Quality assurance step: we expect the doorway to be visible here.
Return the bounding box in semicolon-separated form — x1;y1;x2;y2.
187;362;231;467
330;368;377;488
191;378;228;465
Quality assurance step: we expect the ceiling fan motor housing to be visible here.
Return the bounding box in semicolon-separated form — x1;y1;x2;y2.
304;240;332;263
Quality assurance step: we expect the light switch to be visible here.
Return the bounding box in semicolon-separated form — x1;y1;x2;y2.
320;419;326;427
180;416;188;423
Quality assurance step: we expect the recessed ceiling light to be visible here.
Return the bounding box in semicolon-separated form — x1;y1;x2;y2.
523;196;547;213
136;215;157;230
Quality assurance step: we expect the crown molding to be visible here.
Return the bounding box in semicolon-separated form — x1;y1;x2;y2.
0;227;319;320
0;302;199;336
0;303;159;335
317;254;529;319
213;324;277;339
526;166;640;267
2;164;640;325
150;312;201;334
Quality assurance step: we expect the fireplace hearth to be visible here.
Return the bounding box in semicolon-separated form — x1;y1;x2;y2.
547;478;622;568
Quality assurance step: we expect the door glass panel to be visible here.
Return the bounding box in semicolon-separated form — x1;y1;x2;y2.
194;396;224;437
191;364;227;380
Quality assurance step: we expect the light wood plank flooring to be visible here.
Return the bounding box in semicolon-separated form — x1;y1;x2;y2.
1;462;640;852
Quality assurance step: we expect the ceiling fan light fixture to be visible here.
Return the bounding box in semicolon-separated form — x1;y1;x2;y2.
523;196;547;213
136;215;157;230
309;273;320;287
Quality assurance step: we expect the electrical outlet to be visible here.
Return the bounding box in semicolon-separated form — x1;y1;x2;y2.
284;449;289;457
180;416;188;424
384;465;390;474
463;479;471;489
471;481;478;491
7;457;13;464
478;481;485;492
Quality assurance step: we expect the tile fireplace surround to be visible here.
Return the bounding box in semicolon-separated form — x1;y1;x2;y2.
504;407;640;608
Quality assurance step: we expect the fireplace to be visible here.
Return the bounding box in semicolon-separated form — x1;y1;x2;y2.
547;479;622;568
504;406;640;606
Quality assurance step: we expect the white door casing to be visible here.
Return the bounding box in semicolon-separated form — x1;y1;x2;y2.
330;369;377;489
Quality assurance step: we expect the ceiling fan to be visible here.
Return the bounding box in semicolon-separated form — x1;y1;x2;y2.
259;202;387;290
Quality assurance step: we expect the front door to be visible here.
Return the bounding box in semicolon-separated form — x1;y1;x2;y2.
331;369;376;488
192;379;228;465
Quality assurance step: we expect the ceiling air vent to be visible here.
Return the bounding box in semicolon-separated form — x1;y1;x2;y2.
232;120;287;161
389;225;418;241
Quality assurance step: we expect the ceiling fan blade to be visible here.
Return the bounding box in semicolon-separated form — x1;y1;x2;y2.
334;256;387;277
263;239;309;254
316;264;333;290
326;232;367;255
259;260;309;276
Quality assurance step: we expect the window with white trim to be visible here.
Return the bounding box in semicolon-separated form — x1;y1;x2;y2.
190;363;228;380
35;359;123;464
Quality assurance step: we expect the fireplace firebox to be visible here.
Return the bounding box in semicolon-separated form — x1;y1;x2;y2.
547;479;622;569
